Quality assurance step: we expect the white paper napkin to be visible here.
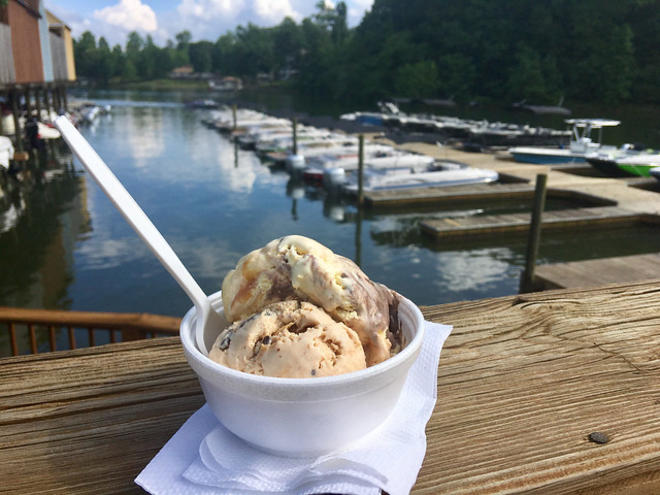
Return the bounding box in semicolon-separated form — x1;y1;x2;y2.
136;320;452;495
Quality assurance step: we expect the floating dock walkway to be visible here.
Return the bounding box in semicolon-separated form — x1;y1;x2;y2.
363;182;617;208
420;206;650;239
534;253;660;290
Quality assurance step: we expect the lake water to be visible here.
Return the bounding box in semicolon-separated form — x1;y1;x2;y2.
2;90;660;353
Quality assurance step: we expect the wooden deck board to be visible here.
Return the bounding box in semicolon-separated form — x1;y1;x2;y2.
535;253;660;290
421;206;642;238
365;182;535;206
1;281;660;494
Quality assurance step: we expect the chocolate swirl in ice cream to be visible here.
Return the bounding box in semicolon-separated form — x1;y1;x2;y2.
222;235;401;366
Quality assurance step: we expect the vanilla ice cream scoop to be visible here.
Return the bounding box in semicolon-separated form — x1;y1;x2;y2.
209;300;366;378
222;235;401;366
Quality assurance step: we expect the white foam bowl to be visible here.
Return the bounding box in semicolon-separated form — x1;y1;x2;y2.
180;290;425;457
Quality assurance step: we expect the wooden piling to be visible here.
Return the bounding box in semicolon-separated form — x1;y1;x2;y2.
25;87;32;118
61;85;68;112
292;117;298;155
53;86;60;112
232;104;237;131
10;89;22;152
520;173;548;293
44;85;51;116
0;91;4;136
35;87;41;120
355;207;363;267
357;134;365;206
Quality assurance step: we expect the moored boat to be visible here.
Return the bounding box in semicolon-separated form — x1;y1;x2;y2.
614;153;660;177
508;119;620;164
337;162;499;193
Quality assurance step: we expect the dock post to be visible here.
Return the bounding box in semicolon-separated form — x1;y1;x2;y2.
25;87;32;118
357;134;365;206
44;85;51;116
292;117;298;155
232;104;237;131
10;89;22;152
0;90;4;136
54;86;61;113
62;84;68;112
35;86;42;120
520;173;548;293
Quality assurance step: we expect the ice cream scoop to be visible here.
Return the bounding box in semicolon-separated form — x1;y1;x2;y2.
222;235;401;366
209;300;366;378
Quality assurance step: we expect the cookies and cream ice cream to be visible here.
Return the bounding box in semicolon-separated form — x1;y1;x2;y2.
212;235;402;376
209;300;366;378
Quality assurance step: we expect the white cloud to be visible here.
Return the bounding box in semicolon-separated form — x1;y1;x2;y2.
253;0;300;24
346;0;373;26
93;0;158;33
171;0;302;40
177;0;245;19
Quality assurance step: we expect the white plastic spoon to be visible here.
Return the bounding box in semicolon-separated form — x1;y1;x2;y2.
55;115;222;355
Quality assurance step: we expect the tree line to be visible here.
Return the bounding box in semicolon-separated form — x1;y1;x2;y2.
74;0;660;104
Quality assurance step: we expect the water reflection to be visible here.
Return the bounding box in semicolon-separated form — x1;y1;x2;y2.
0;149;89;313
2;98;660;336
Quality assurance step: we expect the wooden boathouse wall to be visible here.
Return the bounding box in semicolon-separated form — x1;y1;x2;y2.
8;0;44;84
49;29;68;81
46;10;76;81
0;6;16;84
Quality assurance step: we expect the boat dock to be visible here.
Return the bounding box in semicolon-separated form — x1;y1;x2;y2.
364;138;660;212
420;206;647;239
533;253;660;290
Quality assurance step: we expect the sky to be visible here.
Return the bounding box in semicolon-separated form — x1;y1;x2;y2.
47;0;375;47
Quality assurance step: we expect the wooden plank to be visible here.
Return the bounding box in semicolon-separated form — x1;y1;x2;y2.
0;281;659;494
365;182;535;207
421;206;643;239
535;254;660;290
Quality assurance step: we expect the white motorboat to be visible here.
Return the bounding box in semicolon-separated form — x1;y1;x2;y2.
613;152;660;177
340;165;499;193
0;136;14;170
508;119;620;164
313;152;436;172
80;105;101;123
650;167;660;182
37;123;61;140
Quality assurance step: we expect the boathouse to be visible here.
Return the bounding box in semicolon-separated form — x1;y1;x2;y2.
2;0;45;84
0;1;76;86
0;0;76;155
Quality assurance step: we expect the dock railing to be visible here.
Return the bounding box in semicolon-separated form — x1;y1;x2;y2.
0;307;180;357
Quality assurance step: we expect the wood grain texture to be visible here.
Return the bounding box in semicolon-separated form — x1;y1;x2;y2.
535;254;660;290
421;206;643;239
0;307;181;333
1;281;659;494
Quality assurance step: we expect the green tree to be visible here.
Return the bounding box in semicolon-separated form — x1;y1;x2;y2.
189;41;214;73
95;37;113;83
73;31;97;77
506;45;547;102
394;60;439;98
176;30;192;51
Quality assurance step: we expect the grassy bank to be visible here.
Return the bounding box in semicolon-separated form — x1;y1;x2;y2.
113;79;210;91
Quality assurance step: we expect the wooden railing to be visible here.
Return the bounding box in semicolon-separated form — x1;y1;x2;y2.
0;307;181;357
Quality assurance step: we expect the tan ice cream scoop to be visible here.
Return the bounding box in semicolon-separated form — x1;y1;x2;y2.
221;235;400;366
209;300;366;378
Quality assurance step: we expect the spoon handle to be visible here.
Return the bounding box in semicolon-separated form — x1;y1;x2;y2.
55;115;209;313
